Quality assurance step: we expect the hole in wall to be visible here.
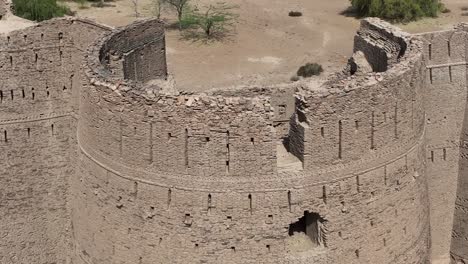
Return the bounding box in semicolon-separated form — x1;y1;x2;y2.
287;211;326;250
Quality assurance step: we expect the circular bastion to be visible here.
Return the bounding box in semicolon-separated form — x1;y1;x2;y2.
71;18;431;264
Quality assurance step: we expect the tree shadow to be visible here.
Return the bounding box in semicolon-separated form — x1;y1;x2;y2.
179;28;236;44
339;6;361;19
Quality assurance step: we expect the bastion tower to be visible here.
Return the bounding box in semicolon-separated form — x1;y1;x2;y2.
1;0;468;263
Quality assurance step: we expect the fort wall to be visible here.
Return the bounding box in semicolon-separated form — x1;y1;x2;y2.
0;18;110;263
69;18;430;264
415;27;468;262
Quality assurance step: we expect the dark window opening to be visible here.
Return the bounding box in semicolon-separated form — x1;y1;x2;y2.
288;211;326;247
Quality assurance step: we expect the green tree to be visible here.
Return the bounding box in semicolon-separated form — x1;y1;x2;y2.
163;0;191;28
181;2;238;38
13;0;72;22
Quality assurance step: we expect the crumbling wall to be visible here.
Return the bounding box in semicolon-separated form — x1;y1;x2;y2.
71;18;430;264
289;18;430;263
0;18;110;264
100;19;167;83
353;19;407;72
416;27;468;262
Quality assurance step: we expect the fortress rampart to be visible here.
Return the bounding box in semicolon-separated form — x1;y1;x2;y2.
1;7;468;264
0;18;110;263
68;18;431;264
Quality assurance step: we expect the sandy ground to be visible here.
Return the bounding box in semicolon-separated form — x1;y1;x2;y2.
0;14;34;34
64;0;468;92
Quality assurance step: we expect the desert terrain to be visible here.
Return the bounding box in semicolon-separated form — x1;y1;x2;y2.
63;0;468;92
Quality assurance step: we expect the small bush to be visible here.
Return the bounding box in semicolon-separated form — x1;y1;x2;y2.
461;6;468;11
13;0;72;21
297;63;323;78
289;11;303;17
350;0;441;22
290;75;300;82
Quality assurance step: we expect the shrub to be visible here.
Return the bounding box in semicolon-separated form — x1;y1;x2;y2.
290;75;300;82
349;0;441;22
289;11;303;17
180;3;238;39
13;0;72;21
297;63;323;78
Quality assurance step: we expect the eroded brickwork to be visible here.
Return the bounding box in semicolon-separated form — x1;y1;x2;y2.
0;18;111;263
1;7;467;264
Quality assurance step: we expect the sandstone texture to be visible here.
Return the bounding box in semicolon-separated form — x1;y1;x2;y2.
0;2;468;263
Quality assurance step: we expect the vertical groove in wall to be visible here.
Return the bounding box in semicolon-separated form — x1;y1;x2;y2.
447;40;451;57
371;111;375;150
394;103;398;139
248;194;252;214
322;186;327;204
449;66;453;82
429;68;433;84
184;128;189;168
356;175;361;193
167;188;172;210
287;190;292;212
226;130;230;174
149;123;154;164
384;165;387;185
338;120;343;159
119;115;123;156
207;194;212;214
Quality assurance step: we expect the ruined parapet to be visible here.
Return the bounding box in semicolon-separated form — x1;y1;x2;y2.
99;19;167;83
70;18;431;264
287;18;430;263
